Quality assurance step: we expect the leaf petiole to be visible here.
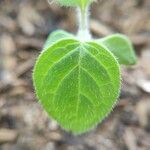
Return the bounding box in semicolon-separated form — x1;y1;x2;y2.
77;5;91;41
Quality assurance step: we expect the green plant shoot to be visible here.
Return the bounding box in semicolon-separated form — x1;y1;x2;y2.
33;0;137;134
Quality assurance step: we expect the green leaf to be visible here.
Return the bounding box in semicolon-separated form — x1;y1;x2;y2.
55;0;94;8
43;30;74;49
33;39;121;134
96;34;137;65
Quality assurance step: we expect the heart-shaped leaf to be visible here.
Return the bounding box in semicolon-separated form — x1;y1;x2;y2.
33;39;121;134
96;34;137;65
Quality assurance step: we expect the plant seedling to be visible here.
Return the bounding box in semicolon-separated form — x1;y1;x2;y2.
33;0;137;134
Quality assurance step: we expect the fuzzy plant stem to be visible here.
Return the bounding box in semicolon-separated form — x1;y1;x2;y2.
77;6;91;41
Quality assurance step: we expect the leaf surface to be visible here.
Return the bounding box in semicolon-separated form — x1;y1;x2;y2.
33;39;121;133
43;30;74;49
96;34;137;65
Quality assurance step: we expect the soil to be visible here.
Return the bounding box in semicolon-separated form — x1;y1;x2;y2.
0;0;150;150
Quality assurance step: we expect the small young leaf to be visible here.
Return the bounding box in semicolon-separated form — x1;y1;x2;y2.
96;34;137;65
43;30;74;49
55;0;94;8
33;38;121;134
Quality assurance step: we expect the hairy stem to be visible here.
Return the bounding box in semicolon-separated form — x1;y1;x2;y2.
77;6;91;41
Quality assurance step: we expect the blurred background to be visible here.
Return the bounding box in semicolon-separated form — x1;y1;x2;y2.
0;0;150;150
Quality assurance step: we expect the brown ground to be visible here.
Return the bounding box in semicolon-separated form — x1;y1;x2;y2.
0;0;150;150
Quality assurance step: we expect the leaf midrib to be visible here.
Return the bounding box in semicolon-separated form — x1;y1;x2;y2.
45;43;116;109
